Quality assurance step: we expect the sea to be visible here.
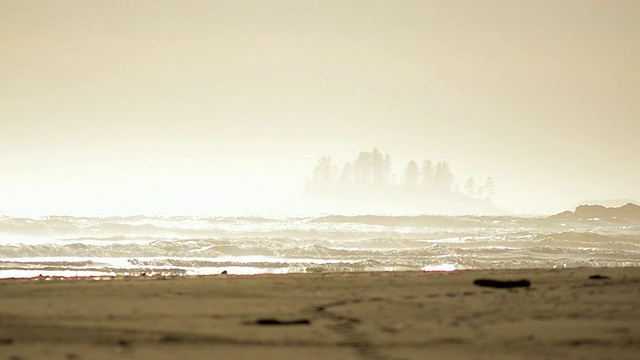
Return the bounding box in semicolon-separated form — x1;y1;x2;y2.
1;214;639;279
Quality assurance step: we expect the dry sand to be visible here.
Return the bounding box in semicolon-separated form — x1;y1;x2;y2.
1;267;639;359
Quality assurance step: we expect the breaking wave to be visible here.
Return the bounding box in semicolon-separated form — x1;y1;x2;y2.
1;214;639;278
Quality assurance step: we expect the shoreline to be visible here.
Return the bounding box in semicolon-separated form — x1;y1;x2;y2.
1;267;639;359
0;263;631;282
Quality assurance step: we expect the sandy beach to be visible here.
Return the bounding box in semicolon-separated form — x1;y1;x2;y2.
1;267;639;359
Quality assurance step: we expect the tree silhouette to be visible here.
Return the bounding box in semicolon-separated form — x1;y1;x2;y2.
420;160;433;186
482;177;495;200
306;155;338;191
464;177;478;198
371;147;386;186
303;149;494;204
433;162;454;192
354;151;372;186
384;153;393;185
340;161;354;186
404;160;419;186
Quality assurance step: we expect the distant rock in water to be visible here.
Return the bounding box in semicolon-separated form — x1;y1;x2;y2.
572;198;640;208
549;203;640;221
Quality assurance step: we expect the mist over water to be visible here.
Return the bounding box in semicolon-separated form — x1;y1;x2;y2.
3;2;640;219
1;214;639;279
3;2;639;283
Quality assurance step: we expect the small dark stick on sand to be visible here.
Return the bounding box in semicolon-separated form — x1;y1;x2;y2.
473;279;531;289
253;318;311;326
588;274;610;280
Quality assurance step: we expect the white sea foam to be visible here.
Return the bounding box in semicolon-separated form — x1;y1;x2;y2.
1;215;639;278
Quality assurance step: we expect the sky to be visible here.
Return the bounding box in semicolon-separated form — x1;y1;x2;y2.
1;0;639;216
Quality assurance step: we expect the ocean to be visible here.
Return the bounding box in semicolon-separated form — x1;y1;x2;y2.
1;214;639;279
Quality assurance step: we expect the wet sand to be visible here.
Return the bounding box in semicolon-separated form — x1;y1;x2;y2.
1;267;639;359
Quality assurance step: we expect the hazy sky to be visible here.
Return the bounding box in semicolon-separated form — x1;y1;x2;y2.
1;1;639;215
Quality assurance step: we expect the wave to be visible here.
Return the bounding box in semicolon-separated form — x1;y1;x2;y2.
1;214;640;278
309;215;487;227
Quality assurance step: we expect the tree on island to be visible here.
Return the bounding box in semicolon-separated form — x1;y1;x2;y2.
433;161;454;192
337;148;392;187
304;148;493;199
339;161;354;186
304;155;338;192
481;176;495;201
302;148;498;214
404;160;419;186
420;160;433;186
464;177;478;198
463;176;495;201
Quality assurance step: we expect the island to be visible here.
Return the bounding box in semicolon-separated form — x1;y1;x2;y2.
549;203;640;221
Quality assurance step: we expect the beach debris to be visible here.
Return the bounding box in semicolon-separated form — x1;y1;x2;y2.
473;278;531;288
220;270;228;275
588;274;610;280
159;334;185;343
114;339;133;354
0;337;13;345
116;339;132;348
380;323;404;333
250;318;311;326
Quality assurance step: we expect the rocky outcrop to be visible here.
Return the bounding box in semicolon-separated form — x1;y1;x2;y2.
549;203;640;220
